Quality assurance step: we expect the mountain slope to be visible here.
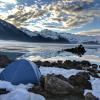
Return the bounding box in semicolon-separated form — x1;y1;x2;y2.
0;19;69;43
0;19;99;44
21;28;70;43
21;28;100;44
0;19;33;42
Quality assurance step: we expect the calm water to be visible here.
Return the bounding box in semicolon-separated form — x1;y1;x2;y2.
0;40;100;64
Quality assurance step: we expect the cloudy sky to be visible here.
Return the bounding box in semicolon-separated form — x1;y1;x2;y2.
0;0;100;35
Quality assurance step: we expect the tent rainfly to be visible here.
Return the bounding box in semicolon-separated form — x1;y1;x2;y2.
0;59;41;85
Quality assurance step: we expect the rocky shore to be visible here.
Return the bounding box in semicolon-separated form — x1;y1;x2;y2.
0;54;100;100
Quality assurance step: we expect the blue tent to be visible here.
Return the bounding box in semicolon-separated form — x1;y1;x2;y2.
0;59;41;85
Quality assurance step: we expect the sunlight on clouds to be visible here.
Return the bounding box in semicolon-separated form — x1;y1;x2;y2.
0;0;100;32
0;0;16;4
77;29;100;36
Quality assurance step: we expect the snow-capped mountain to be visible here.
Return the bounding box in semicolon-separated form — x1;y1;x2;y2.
0;19;68;43
0;19;69;43
21;28;100;44
0;18;99;44
21;28;63;39
21;28;69;43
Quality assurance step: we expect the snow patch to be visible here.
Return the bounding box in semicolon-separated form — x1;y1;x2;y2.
0;88;45;100
40;66;83;78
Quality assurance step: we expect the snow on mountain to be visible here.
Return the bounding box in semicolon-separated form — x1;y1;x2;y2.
20;28;38;37
21;28;60;40
21;28;100;44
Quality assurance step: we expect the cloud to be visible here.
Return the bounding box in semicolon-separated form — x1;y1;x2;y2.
77;29;100;36
0;0;16;4
0;0;100;31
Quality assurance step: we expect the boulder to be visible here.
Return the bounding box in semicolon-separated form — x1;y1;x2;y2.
42;61;51;67
91;64;98;70
88;69;100;78
68;74;92;90
63;60;74;69
0;55;11;68
57;60;63;67
0;88;9;94
81;60;91;68
85;92;99;100
62;45;86;57
76;72;90;80
44;74;74;95
54;74;68;82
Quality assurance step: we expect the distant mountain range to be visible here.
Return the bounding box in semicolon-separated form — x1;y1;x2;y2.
0;19;69;43
0;19;100;44
21;28;100;44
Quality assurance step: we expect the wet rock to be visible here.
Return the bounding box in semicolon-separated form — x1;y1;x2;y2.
42;61;51;67
44;74;74;95
34;60;42;66
63;60;74;69
62;45;86;57
57;60;63;67
91;64;98;70
68;74;92;90
76;72;90;80
81;60;91;68
88;69;100;78
0;55;11;68
0;88;9;94
85;92;99;100
51;62;57;67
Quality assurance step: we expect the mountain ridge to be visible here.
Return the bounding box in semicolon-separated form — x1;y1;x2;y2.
0;19;100;44
21;28;100;44
0;19;69;43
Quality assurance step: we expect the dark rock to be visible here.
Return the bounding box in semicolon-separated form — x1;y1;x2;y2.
57;60;63;67
44;74;74;95
91;64;98;70
68;74;92;90
0;55;11;68
81;60;91;68
85;92;99;100
0;88;9;94
28;85;44;94
42;61;51;66
46;94;85;100
88;69;100;78
63;60;74;69
62;45;86;57
51;62;57;67
29;74;85;100
76;72;90;80
73;86;84;95
29;85;85;100
34;60;42;66
54;74;68;82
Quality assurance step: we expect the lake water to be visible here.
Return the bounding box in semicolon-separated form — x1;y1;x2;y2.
0;40;100;65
